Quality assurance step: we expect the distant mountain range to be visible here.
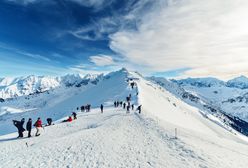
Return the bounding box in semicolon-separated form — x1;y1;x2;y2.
0;74;103;99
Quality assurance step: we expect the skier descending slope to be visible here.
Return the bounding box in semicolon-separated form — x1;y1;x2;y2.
13;118;25;138
26;118;32;138
34;118;42;136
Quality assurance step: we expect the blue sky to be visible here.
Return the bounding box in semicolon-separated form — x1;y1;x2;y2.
1;0;248;79
0;0;137;76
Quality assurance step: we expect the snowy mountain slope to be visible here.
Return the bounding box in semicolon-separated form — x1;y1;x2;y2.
0;73;103;100
227;75;248;89
0;69;248;167
150;76;248;136
0;108;212;168
0;68;136;135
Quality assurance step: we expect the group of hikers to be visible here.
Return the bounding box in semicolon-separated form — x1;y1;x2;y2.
12;111;78;138
78;104;91;112
12;79;141;139
114;93;142;114
13;117;43;138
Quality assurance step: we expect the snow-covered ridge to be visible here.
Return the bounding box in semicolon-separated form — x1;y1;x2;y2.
174;75;248;89
149;76;248;137
0;73;104;99
226;75;248;89
1;68;248;168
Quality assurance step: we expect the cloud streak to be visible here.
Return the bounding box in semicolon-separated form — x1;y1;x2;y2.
89;55;115;66
0;43;51;62
110;0;248;79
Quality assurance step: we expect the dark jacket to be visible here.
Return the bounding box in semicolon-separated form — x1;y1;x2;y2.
26;120;32;131
13;120;25;132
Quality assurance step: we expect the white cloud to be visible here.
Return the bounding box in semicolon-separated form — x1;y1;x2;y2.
69;62;120;75
18;51;51;62
89;55;115;66
110;0;248;79
68;16;119;41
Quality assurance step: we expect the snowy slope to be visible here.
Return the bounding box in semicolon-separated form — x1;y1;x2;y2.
0;73;103;99
0;69;248;168
171;76;248;123
0;68;134;135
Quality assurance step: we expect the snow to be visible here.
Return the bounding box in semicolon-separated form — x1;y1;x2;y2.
0;69;248;168
170;76;248;122
227;75;248;89
0;73;103;99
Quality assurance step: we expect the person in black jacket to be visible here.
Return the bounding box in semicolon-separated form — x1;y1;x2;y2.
47;118;52;126
72;112;77;120
26;118;32;137
137;105;142;114
123;102;126;109
131;104;134;110
100;104;103;113
126;105;130;113
13;118;25;138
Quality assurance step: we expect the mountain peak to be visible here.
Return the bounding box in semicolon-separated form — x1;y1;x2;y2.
230;75;248;81
227;75;248;89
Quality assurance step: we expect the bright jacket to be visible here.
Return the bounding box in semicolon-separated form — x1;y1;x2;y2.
67;117;72;122
35;120;42;127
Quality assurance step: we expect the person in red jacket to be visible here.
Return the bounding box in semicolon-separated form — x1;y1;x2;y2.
62;116;73;123
34;117;42;136
67;116;73;122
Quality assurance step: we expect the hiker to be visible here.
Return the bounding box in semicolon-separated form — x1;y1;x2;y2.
76;107;79;111
13;118;25;138
120;101;123;107
67;116;73;122
131;104;134;110
131;82;135;89
81;106;85;112
26;118;32;137
47;118;53;126
127;105;130;113
114;101;117;107
72;112;77;120
88;104;91;112
126;96;131;102
100;104;103;113
117;101;119;107
34;118;42;136
86;104;91;112
128;101;131;107
123;102;126;109
137;105;142;114
62;116;73;122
